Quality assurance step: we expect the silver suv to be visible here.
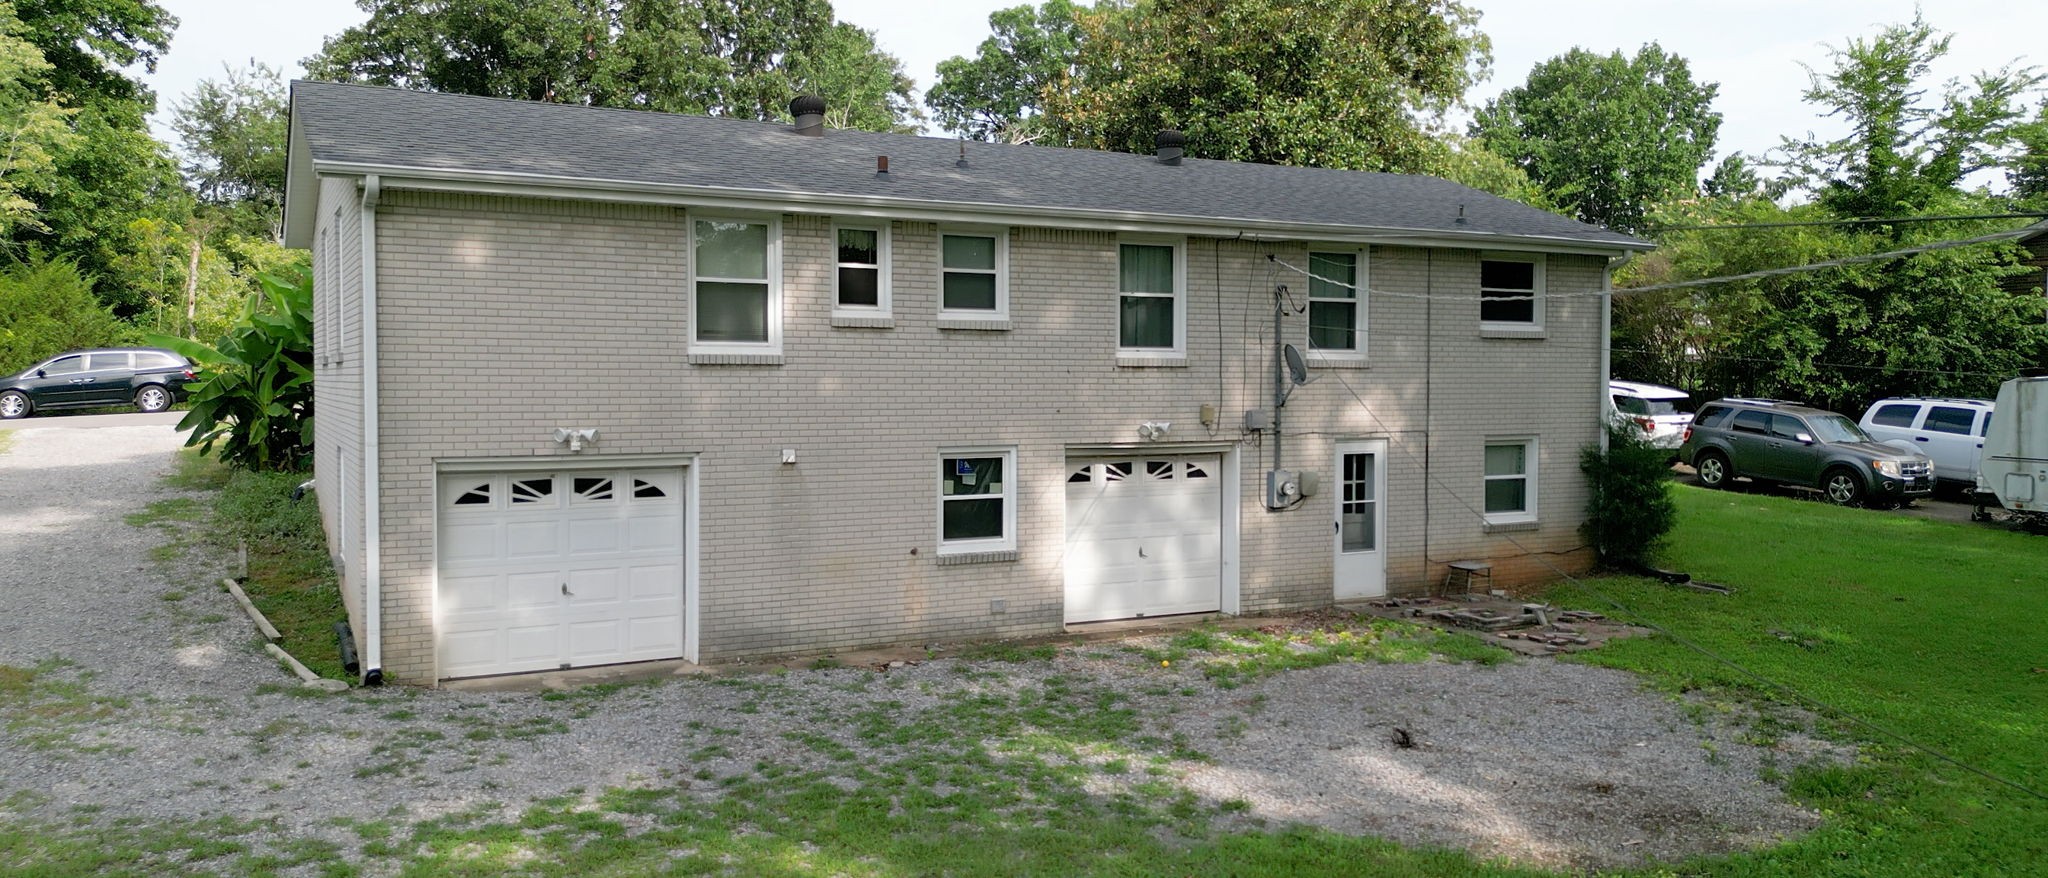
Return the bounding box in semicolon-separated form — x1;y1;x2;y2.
1679;398;1934;507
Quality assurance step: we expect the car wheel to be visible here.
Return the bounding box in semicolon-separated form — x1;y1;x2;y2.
0;390;28;419
1694;451;1730;488
1823;467;1866;507
135;385;171;413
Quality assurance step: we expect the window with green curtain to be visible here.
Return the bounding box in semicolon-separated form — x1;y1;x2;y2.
1308;251;1358;351
695;219;770;343
1119;243;1175;349
837;227;880;307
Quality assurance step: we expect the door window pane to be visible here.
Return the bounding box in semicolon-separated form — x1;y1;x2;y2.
1924;406;1976;434
1342;452;1376;552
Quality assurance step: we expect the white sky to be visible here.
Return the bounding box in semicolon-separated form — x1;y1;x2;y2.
143;0;2048;172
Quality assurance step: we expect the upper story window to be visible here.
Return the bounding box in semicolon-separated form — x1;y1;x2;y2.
1117;239;1185;356
833;222;890;318
940;229;1007;319
1479;252;1545;332
691;216;781;352
1307;249;1365;358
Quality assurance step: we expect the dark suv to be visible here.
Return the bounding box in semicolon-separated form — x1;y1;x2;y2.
1;348;199;419
1679;398;1934;507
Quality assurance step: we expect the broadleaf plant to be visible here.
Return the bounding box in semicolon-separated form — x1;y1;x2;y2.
148;265;315;471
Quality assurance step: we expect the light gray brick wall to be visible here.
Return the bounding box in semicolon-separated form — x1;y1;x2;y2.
313;177;367;648
343;188;1604;683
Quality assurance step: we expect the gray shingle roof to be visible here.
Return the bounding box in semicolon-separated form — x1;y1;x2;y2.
286;80;1649;251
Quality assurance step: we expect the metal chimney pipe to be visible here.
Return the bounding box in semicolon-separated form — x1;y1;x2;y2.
1155;129;1186;165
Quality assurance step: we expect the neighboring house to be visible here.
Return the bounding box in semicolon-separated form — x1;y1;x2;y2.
283;82;1650;685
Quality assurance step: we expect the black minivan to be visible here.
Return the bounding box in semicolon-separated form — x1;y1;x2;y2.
0;348;200;419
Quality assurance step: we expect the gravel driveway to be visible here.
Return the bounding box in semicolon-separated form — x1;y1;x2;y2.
0;425;1842;874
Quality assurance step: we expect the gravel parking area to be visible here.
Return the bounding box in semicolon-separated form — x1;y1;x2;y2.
0;424;1844;874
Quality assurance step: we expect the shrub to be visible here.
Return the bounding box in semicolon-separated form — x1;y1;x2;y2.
1580;424;1678;568
0;258;136;373
149;266;313;471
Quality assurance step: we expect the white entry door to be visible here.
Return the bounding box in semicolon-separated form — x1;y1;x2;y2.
1064;455;1223;623
1333;440;1386;600
437;467;686;679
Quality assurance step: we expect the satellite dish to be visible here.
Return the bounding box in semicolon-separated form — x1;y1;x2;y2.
1283;344;1315;386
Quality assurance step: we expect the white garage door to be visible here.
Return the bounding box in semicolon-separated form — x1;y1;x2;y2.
437;467;685;679
1064;455;1222;623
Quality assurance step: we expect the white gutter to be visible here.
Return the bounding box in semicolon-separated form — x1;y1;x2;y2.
304;160;1648;258
359;173;384;685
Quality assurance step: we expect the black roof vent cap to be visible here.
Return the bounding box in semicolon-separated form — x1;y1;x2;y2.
790;95;827;136
1155;129;1186;165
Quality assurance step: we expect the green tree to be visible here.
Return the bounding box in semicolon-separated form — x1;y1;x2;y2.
0;2;77;238
171;62;289;238
309;0;921;131
0;257;134;373
1471;43;1720;233
10;0;176;109
1779;14;2041;221
1040;0;1487;174
926;0;1081;143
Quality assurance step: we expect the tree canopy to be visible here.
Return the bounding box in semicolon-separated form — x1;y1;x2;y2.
924;0;1080;143
309;0;921;131
1471;43;1720;233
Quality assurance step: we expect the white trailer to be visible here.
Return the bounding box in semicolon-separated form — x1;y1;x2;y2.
1973;372;2048;531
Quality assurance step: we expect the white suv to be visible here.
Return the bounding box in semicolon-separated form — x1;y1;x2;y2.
1610;381;1693;451
1857;397;1993;484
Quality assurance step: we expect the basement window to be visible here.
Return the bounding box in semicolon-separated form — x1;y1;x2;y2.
1483;438;1537;525
938;448;1016;555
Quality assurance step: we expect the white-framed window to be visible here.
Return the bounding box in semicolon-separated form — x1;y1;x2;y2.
1483;438;1538;525
1117;236;1186;356
832;221;890;318
1479;252;1545;331
938;227;1008;319
1307;248;1366;358
690;215;782;353
938;447;1017;554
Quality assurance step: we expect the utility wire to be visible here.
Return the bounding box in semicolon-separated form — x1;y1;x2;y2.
1311;366;2048;803
1645;211;2048;233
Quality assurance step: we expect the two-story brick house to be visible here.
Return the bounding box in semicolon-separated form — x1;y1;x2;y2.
283;82;1648;685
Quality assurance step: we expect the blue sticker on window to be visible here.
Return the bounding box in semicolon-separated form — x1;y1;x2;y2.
956;459;974;475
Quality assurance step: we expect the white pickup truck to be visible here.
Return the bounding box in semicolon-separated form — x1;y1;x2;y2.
1972;373;2048;531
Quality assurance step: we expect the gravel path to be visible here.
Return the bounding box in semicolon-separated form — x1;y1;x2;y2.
0;424;1844;874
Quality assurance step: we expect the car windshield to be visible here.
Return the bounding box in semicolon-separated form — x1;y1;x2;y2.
1808;414;1871;444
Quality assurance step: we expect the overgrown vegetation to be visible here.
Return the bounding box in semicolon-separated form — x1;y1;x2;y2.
1549;485;2048;875
151;266;314;471
0;259;135;374
1150;617;1509;689
1578;425;1678;568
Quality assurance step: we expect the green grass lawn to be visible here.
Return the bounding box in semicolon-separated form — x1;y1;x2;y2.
1547;485;2048;876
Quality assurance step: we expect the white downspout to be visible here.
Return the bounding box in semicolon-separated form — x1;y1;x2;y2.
1600;259;1615;452
360;174;384;685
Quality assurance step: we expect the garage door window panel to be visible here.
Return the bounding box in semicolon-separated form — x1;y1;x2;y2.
940;451;1015;553
692;218;779;351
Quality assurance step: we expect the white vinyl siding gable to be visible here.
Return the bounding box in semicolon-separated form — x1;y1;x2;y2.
1117;237;1186;358
690;215;782;354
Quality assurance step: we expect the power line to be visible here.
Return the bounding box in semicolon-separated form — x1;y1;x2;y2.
1646;212;2048;233
1310;365;2048;803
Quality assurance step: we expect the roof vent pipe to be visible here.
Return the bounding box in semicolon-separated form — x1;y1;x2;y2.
1155;129;1186;165
790;95;827;136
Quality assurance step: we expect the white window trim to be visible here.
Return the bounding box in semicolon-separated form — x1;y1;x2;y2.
1116;234;1187;358
1479;251;1546;333
1306;245;1368;363
937;446;1018;555
1482;436;1539;525
937;225;1009;321
688;213;783;355
830;219;891;320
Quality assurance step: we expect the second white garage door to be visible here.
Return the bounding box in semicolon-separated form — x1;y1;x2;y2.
437;467;686;679
1064;455;1222;623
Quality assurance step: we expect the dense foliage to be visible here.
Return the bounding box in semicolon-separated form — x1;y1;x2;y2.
1578;425;1677;569
0;259;135;373
308;0;921;132
1471;43;1720;233
152;266;315;472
